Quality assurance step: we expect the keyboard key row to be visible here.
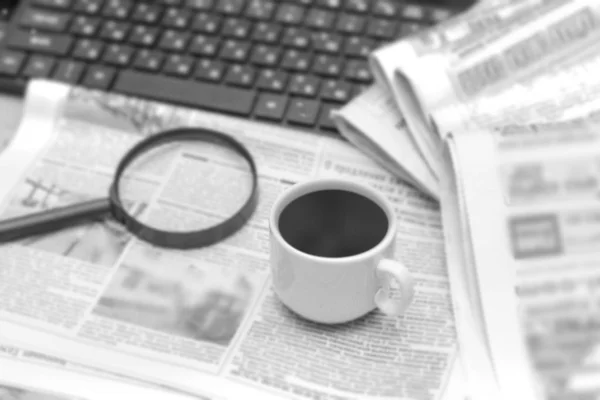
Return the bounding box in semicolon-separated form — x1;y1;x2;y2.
0;46;363;104
5;29;373;81
31;0;449;23
23;5;432;40
21;9;394;54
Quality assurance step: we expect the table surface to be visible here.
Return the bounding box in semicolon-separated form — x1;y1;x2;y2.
0;94;24;151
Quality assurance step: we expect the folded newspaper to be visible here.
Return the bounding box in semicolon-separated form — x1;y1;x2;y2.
333;1;600;399
0;79;467;400
443;111;600;400
334;0;600;194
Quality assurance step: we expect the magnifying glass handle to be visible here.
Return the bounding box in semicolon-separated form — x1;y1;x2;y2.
0;198;112;244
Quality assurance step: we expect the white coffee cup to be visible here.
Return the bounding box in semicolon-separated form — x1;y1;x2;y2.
269;178;415;324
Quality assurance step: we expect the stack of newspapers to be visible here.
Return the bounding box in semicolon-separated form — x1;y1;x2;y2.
334;0;600;399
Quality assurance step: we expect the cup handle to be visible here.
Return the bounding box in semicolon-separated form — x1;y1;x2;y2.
374;259;415;316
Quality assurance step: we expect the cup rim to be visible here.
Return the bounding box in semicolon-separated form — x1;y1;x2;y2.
269;178;397;264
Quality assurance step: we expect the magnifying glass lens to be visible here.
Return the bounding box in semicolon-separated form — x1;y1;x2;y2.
0;128;258;249
118;138;254;235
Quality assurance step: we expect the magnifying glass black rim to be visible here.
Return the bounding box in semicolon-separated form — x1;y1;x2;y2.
108;127;259;250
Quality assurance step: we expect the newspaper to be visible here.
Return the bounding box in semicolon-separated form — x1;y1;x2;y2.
442;112;600;399
0;95;22;152
331;84;439;198
0;343;213;400
430;45;600;134
368;0;555;178
0;79;465;400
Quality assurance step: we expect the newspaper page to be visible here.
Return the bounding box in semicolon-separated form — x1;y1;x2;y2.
331;84;439;199
0;341;215;400
0;79;463;400
0;345;215;400
0;95;23;152
444;113;600;399
0;381;82;400
431;45;600;134
369;0;552;177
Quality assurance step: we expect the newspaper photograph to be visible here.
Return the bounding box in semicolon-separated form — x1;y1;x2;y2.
443;113;600;399
0;80;463;400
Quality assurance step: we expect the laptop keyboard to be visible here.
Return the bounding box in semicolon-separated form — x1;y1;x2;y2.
0;0;459;134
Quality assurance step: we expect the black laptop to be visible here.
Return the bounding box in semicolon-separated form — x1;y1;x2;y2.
0;0;474;136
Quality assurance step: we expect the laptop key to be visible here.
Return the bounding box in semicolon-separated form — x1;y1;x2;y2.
189;35;220;56
305;9;335;30
282;27;311;49
103;43;134;66
254;93;288;121
252;22;281;44
346;0;369;13
195;59;226;82
159;0;183;6
102;0;133;20
316;0;341;9
318;103;339;131
222;18;252;38
74;0;105;15
163;54;195;77
345;36;375;57
114;71;256;116
344;59;371;82
320;80;350;102
216;0;246;16
158;30;190;52
281;49;311;72
220;39;251;62
162;7;192;29
367;18;397;39
312;32;343;54
250;44;279;67
20;8;71;32
275;4;305;25
32;0;72;9
70;15;101;37
83;65;116;89
0;51;26;76
336;13;366;34
72;39;104;61
129;25;160;47
225;64;256;87
53;60;85;83
312;54;342;77
131;3;162;24
133;49;164;72
7;31;73;56
256;69;288;92
373;0;398;17
23;55;56;78
246;0;276;20
287;98;319;126
99;20;130;42
192;13;222;34
186;0;214;10
289;74;320;98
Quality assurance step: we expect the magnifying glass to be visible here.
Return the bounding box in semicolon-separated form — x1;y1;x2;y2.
0;128;259;250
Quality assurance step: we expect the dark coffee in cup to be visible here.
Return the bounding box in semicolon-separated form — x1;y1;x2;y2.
278;189;389;258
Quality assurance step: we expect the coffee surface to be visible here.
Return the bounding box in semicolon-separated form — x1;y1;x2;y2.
278;189;388;258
